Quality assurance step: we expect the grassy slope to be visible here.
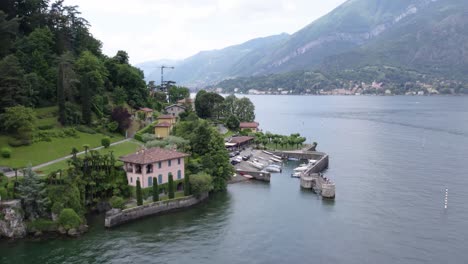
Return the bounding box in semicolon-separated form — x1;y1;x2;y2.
0;106;125;168
37;140;142;175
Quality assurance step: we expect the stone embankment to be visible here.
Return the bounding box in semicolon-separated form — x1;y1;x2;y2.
0;200;27;239
105;193;209;228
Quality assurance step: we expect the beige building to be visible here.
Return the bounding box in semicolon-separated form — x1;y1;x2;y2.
165;104;187;117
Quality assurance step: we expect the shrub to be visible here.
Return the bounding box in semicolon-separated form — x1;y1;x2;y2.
101;137;111;148
141;133;157;143
63;128;78;137
27;218;57;232
107;121;119;132
1;148;12;158
184;174;191;196
0;187;8;199
58;208;81;229
152;177;159;202
51;202;64;215
168;173;175;199
110;196;125;209
189;173;213;197
75;125;96;134
7;138;31;147
136;179;143;206
37;124;55;130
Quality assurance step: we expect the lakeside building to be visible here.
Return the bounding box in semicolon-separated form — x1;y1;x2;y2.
240;122;260;132
225;136;254;150
120;148;189;188
165;104;186;117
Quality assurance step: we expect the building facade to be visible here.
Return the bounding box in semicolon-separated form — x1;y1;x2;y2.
120;148;189;188
239;122;260;132
165;104;186;117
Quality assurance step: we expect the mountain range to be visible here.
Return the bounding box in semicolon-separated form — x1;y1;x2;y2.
138;0;468;90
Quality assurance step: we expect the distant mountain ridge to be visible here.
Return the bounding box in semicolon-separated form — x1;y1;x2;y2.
138;0;468;88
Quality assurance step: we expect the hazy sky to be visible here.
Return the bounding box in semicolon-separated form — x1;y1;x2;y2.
63;0;347;64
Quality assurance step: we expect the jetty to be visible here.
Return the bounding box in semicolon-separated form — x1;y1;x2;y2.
273;150;335;199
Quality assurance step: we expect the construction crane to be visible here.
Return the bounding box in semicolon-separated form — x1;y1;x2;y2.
159;65;175;92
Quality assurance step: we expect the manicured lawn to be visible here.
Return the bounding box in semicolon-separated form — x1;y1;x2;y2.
0;132;124;168
36;140;141;175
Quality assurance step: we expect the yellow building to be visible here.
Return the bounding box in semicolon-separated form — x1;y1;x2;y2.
154;122;171;139
157;114;177;125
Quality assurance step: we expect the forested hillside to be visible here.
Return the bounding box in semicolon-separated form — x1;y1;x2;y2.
0;0;152;120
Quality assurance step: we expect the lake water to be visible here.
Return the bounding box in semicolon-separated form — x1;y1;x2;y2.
1;96;468;264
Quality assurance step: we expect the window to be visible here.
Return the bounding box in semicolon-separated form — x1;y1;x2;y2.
178;158;181;165
177;170;182;179
158;174;163;184
146;164;153;174
168;159;172;167
158;162;161;169
135;165;142;174
130;177;133;183
148;177;153;187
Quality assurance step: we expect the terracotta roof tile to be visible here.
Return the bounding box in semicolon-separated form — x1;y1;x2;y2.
139;107;154;112
158;114;175;119
119;148;189;164
239;122;259;128
155;122;171;127
229;136;254;144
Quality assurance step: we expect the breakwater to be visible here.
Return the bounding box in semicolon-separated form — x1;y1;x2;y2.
105;193;209;228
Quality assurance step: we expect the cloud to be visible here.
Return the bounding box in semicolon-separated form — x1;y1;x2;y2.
64;0;347;64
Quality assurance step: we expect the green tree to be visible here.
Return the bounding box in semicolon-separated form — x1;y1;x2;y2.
17;166;50;220
184;173;190;196
57;52;76;125
189;172;213;197
168;86;190;103
101;137;111;148
195;91;224;119
236;97;255;122
168;173;175;199
0;55;28;111
113;86;127;105
152;177;159;202
58;208;81;229
226;115;240;130
80;72;92;124
0;11;19;57
1;105;36;140
136;178;143;206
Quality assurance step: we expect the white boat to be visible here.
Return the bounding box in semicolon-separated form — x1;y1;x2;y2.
272;155;282;160
291;172;301;178
263;150;273;155
264;166;281;173
288;157;299;161
248;161;263;170
309;159;317;164
294;166;309;172
268;164;282;169
270;157;282;163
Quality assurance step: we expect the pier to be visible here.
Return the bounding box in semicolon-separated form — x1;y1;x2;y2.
273;150;335;199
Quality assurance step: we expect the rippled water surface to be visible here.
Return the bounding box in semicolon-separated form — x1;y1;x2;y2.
1;96;468;264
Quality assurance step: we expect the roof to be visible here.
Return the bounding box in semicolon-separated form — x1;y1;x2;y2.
120;148;189;165
139;107;154;112
229;136;254;145
177;98;194;104
165;104;186;110
239;122;259;128
158;114;176;119
155;122;171;128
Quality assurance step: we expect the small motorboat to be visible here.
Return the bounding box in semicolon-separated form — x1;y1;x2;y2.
263;150;273;155
243;174;254;179
272;155;282;160
309;159;317;165
288;157;299;161
248;161;263;170
291;172;301;178
294;166;309;172
264;166;281;173
270;157;282;163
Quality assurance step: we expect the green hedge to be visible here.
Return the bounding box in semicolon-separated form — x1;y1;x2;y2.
58;208;81;230
130;179;184;199
134;121;157;142
27;218;58;232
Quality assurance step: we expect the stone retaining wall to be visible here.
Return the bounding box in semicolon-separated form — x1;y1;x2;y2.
105;193;209;228
235;170;271;182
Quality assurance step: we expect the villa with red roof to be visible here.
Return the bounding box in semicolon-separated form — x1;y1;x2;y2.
120;148;189;188
239;122;260;132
